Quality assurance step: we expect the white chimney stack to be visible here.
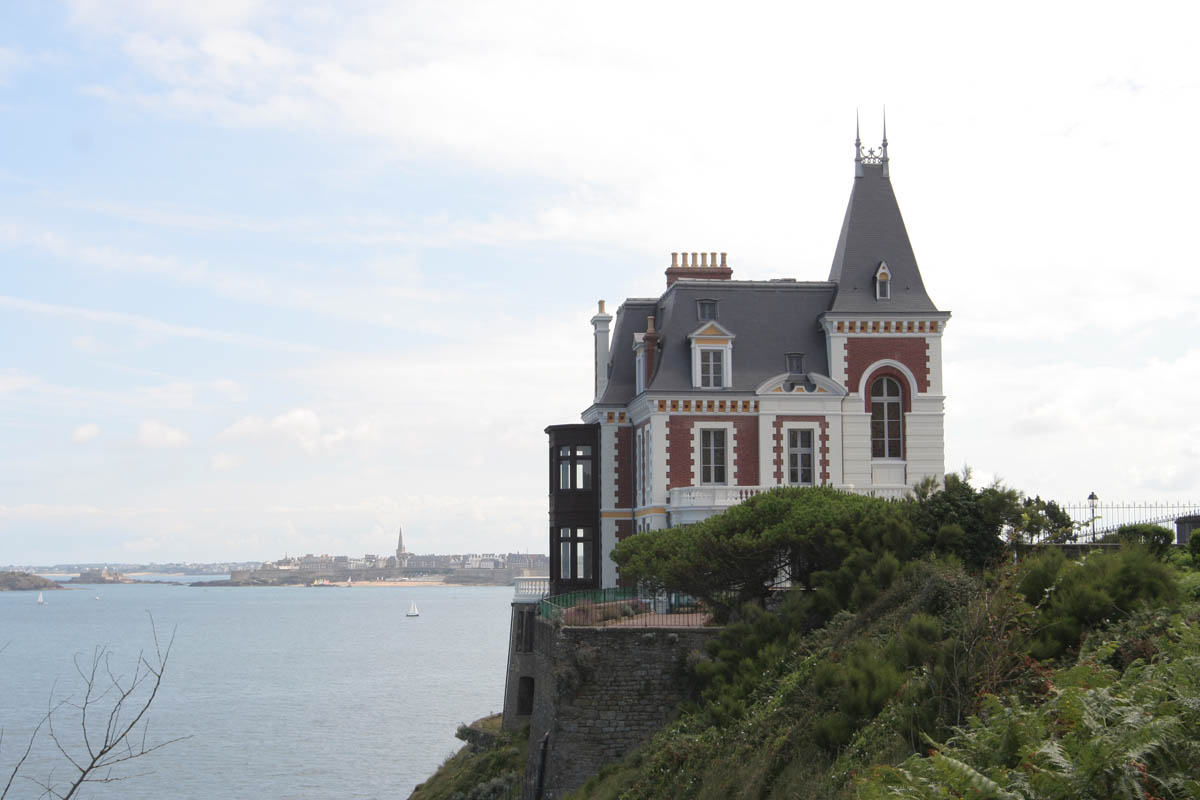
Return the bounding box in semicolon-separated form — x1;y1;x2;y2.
591;300;613;402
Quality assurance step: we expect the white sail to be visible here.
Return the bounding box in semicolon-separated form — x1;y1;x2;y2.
406;601;419;617
37;591;44;605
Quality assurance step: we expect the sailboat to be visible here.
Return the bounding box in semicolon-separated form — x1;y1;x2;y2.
406;601;419;617
36;591;44;605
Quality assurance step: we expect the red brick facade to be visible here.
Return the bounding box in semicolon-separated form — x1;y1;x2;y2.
614;426;632;509
771;416;831;484
844;337;929;396
665;415;759;488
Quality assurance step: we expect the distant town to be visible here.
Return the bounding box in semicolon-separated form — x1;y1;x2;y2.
4;528;549;588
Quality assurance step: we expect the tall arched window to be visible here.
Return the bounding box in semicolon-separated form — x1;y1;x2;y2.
870;377;903;458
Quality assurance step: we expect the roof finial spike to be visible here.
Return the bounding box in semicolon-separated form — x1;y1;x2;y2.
854;109;864;176
880;106;890;177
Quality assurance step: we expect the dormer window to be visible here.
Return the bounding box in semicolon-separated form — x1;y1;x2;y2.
634;350;645;394
700;349;724;387
875;261;891;300
697;299;718;320
785;353;806;373
689;320;734;389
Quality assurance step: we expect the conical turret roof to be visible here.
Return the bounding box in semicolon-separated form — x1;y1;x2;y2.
827;152;939;314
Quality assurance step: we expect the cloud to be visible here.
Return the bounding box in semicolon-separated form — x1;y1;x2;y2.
219;408;374;452
72;423;102;443
138;419;189;448
0;294;332;353
0;370;39;394
211;452;241;471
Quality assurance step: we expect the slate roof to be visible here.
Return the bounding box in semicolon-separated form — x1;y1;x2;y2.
592;148;942;409
596;281;835;405
827;161;940;314
596;298;658;406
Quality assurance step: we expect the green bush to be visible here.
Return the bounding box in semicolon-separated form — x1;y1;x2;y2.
1030;546;1179;660
1016;547;1066;606
1117;523;1174;557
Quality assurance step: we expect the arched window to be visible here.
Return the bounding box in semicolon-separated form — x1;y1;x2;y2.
870;377;903;458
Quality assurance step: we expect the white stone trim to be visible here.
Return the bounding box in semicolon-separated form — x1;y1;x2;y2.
691;420;736;486
779;421;821;486
855;358;920;398
692;344;733;389
648;414;669;507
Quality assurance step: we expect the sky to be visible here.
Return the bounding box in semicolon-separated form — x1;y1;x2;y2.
2;1;1198;565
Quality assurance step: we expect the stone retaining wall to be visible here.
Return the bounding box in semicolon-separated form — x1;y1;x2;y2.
523;618;720;799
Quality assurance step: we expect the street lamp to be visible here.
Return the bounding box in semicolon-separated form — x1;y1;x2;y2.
1087;492;1099;540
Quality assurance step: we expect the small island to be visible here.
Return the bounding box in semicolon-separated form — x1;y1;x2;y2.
0;571;63;591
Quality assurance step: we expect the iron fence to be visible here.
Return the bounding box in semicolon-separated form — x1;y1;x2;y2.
540;586;712;628
1044;500;1200;544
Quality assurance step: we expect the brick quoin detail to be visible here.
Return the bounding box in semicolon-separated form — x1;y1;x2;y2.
845;337;929;395
665;415;759;488
614;426;632;509
771;416;831;484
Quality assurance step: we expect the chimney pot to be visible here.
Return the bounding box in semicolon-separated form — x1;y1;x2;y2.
598;300;606;314
671;252;678;267
721;252;727;267
646;315;656;333
701;252;708;267
692;252;699;268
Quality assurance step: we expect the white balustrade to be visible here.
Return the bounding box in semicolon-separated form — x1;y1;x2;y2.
513;576;550;601
668;484;911;512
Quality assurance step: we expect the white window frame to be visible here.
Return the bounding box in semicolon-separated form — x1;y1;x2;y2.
634;350;645;394
692;344;733;389
875;261;891;301
870;376;904;460
781;423;818;486
692;421;735;486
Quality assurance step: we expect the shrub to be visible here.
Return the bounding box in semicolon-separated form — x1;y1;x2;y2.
1117;523;1174;557
1030;546;1179;660
1016;547;1066;606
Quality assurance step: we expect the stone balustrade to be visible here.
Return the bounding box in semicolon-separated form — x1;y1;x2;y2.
513;575;550;602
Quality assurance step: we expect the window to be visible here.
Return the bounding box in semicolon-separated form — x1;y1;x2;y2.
700;349;724;388
870;377;903;459
634;350;645;394
875;261;891;300
557;527;593;580
700;429;727;484
557;445;593;490
698;299;718;320
786;353;806;373
787;429;814;485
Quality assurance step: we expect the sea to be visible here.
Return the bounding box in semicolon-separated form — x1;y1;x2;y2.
0;578;515;799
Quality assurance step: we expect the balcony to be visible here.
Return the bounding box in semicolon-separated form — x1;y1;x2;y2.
513;576;550;602
667;484;912;525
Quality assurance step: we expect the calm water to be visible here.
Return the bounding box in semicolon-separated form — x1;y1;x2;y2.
0;580;514;798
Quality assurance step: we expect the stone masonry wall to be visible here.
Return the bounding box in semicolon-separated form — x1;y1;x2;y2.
524;617;720;799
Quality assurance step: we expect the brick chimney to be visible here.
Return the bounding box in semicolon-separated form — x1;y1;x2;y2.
642;315;659;388
591;300;613;403
665;251;732;286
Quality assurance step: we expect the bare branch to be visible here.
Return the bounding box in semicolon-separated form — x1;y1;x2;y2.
5;614;189;800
